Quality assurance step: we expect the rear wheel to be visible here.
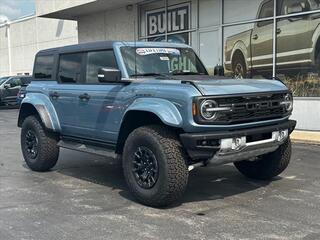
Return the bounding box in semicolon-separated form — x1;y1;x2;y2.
232;53;247;79
21;115;60;172
234;139;291;180
122;125;188;207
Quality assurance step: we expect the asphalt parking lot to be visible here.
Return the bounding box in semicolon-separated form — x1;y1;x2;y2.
0;109;320;240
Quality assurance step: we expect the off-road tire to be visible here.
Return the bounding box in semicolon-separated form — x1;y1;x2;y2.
232;53;247;79
234;138;292;180
122;125;189;207
21;115;59;172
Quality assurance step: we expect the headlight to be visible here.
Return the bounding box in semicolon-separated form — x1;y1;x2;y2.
281;93;293;112
200;100;218;120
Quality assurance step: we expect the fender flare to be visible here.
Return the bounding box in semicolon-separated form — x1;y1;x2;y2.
18;93;61;132
124;98;183;127
231;40;249;70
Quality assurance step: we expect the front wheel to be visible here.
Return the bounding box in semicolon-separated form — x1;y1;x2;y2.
122;125;189;207
232;54;247;79
234;139;292;180
21;115;60;172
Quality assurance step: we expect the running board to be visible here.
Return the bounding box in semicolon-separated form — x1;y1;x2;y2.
58;140;118;159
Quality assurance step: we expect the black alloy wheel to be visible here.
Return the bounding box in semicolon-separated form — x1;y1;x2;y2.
132;146;159;189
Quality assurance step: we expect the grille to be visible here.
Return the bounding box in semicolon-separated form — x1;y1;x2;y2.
213;92;288;124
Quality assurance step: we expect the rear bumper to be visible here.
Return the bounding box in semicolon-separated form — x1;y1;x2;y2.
180;120;296;163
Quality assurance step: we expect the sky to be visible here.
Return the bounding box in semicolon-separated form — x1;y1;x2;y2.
0;0;35;23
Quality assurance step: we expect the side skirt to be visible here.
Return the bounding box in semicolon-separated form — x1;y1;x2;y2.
58;136;118;159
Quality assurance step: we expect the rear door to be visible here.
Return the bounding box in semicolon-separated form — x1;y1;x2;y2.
49;52;85;137
276;0;315;70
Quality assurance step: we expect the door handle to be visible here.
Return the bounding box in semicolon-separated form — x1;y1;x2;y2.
252;34;259;40
79;93;90;101
277;28;282;34
49;91;59;99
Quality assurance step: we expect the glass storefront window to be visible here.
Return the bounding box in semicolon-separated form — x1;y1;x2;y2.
278;0;320;16
223;21;273;79
137;0;320;97
223;0;274;24
276;13;320;97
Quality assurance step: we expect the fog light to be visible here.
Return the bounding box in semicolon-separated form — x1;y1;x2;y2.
278;130;288;142
221;137;246;151
232;137;246;150
273;129;288;142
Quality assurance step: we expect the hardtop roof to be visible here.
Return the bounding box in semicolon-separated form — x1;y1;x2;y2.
36;41;191;56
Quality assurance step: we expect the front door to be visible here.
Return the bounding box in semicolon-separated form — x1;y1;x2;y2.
3;77;22;104
77;50;125;143
251;0;274;76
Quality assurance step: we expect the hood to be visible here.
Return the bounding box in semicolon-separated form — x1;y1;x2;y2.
188;78;288;96
135;76;288;96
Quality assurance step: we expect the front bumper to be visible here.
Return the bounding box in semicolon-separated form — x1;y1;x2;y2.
180;120;296;164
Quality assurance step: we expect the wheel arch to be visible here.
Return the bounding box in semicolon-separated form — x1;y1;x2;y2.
231;41;249;71
18;94;61;132
116;98;183;154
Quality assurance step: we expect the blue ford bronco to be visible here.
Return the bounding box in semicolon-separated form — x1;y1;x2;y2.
18;41;296;207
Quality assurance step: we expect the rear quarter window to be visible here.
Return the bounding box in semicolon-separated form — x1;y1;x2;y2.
34;55;54;79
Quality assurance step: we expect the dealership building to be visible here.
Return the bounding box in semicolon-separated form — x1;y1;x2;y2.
1;0;320;131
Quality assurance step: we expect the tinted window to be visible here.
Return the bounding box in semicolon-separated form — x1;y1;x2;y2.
7;78;22;87
281;0;315;15
34;55;54;79
58;53;83;83
86;50;118;83
259;0;274;18
257;0;274;27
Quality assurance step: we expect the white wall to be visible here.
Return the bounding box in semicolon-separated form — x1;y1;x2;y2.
35;0;96;17
0;27;9;77
292;98;320;131
78;5;137;43
0;16;78;76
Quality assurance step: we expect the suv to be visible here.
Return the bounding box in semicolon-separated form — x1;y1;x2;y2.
0;75;29;106
18;41;296;207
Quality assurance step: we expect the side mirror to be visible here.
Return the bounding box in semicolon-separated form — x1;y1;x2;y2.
3;83;10;89
287;3;305;14
98;67;122;83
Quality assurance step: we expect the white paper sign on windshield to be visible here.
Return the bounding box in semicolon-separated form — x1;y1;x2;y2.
136;48;180;56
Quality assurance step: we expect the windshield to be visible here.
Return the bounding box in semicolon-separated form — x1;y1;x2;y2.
120;47;208;77
0;77;9;85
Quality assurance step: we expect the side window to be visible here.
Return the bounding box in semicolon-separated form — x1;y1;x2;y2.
6;78;21;88
281;0;312;14
86;50;118;84
34;55;54;79
58;53;83;83
257;0;274;27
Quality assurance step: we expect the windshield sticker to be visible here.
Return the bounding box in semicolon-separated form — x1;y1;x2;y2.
160;56;170;61
136;48;180;56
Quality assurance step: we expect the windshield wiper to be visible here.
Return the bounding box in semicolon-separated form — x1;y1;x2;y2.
130;73;172;78
171;71;206;76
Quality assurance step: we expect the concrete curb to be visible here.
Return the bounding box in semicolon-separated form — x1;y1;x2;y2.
291;130;320;145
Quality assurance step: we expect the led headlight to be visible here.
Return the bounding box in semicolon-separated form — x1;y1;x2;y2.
200;100;218;120
281;93;293;112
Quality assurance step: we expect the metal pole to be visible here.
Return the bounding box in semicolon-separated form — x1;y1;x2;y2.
272;0;277;79
6;21;12;75
165;0;168;41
